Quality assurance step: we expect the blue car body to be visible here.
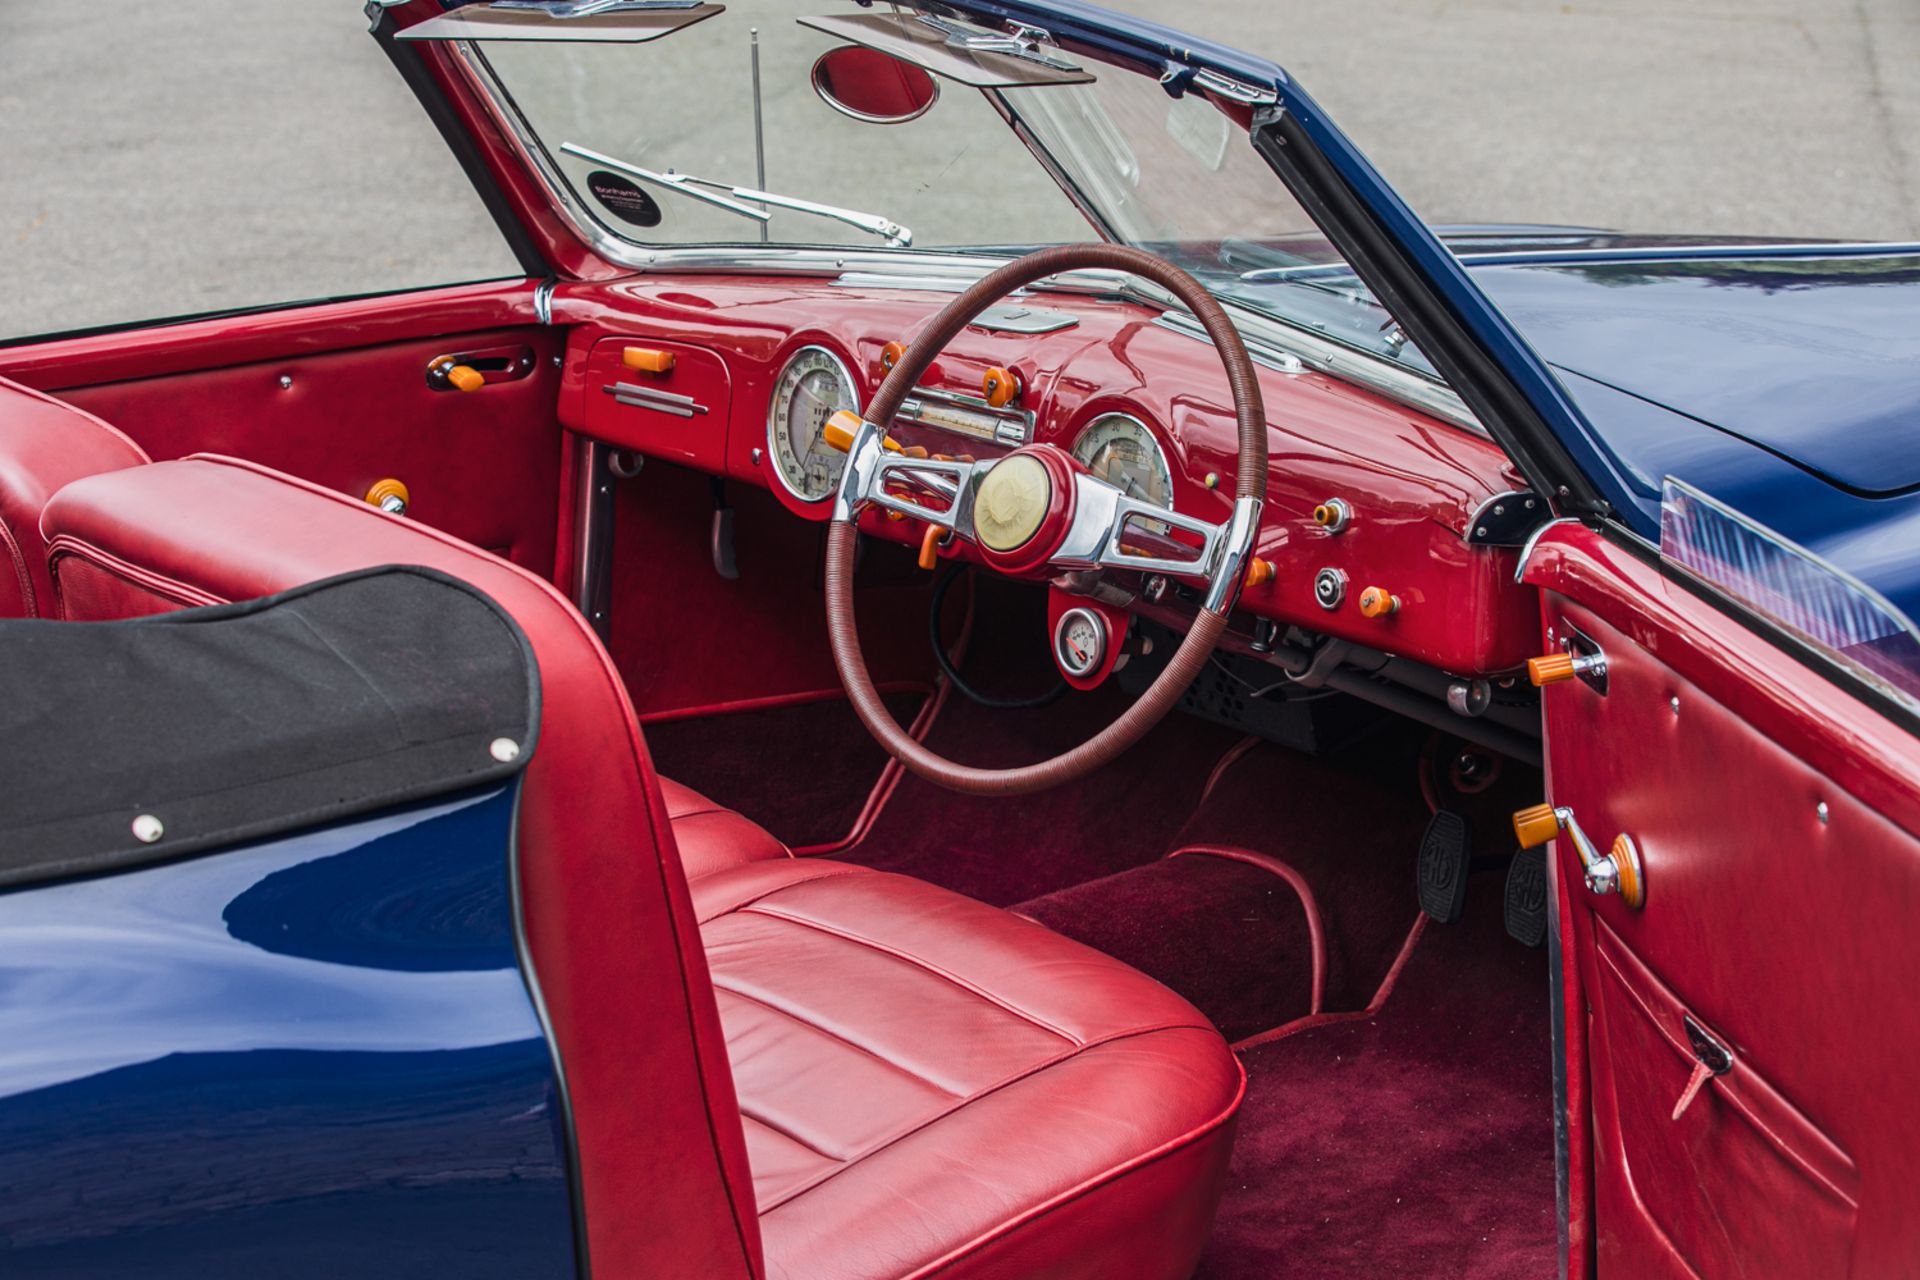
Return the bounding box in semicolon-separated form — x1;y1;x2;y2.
0;785;579;1276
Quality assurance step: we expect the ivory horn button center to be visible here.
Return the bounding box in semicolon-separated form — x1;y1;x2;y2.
974;455;1052;552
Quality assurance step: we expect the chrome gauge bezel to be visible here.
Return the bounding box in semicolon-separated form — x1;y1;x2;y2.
1068;411;1175;511
767;345;860;504
1053;606;1108;679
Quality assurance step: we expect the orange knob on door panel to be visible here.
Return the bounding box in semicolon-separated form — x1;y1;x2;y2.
621;346;677;374
364;478;411;516
1610;833;1646;909
1244;557;1275;588
1528;652;1578;686
1512;803;1561;849
982;366;1021;408
445;364;485;393
1358;586;1399;618
881;340;908;372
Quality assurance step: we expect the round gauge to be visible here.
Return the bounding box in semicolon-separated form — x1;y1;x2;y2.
768;346;859;503
1053;606;1108;679
1070;412;1175;510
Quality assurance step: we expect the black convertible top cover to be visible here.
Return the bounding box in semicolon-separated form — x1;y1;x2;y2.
0;566;539;888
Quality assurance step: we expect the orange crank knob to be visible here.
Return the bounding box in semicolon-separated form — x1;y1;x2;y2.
982;366;1021;408
1358;586;1399;618
1243;557;1275;588
880;341;908;373
1512;803;1562;850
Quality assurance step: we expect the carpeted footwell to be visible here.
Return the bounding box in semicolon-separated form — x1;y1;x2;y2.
1197;874;1557;1280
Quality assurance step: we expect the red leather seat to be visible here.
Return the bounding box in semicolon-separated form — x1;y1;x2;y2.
41;453;1244;1279
0;376;148;617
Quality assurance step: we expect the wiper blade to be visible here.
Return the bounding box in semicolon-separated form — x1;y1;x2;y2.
562;143;913;246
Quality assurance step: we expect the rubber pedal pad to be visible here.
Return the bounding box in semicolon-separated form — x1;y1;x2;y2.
1416;809;1471;924
1505;845;1549;948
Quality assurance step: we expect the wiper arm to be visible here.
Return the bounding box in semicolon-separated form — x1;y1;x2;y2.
562;143;913;247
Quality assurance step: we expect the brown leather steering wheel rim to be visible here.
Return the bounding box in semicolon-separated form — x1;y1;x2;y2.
826;243;1267;796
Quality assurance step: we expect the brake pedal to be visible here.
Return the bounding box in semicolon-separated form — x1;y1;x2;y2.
1416;810;1471;924
1504;846;1548;948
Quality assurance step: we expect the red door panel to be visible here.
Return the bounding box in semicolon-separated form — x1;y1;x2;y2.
1527;525;1920;1278
35;324;563;576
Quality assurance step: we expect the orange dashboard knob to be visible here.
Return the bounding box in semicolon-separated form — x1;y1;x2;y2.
918;523;945;570
621;346;676;374
824;410;907;456
1528;652;1578;686
982;366;1021;408
1358;586;1399;618
1512;803;1562;850
1243;557;1275;588
444;364;484;393
881;341;908;373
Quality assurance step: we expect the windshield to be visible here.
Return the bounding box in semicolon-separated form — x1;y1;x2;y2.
467;1;1416;369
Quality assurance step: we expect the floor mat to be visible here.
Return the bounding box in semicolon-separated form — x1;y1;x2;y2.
1171;738;1433;1012
839;682;1245;905
642;691;926;851
1014;854;1320;1043
1198;874;1557;1280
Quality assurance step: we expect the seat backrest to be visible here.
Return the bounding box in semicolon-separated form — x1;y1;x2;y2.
40;454;763;1279
0;376;148;617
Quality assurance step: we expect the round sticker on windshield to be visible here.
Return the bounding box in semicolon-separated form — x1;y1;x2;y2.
586;171;662;228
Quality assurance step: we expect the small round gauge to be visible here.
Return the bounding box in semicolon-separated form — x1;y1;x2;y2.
1070;412;1175;510
768;346;858;503
1053;606;1108;679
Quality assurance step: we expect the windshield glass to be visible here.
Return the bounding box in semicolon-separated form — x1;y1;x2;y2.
468;1;1412;367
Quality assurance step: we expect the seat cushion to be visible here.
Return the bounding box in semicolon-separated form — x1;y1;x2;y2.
0;376;148;617
693;859;1245;1280
663;776;793;880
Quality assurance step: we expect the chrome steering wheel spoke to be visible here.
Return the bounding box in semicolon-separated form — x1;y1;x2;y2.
1052;474;1263;612
832;415;995;535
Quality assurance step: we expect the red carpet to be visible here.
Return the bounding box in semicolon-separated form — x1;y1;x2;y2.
1198;873;1558;1279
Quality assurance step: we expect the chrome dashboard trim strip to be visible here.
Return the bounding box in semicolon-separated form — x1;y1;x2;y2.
602;382;709;416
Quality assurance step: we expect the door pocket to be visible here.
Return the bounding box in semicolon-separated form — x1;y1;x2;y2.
1593;922;1857;1279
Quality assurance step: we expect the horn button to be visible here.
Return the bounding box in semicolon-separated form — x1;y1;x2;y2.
972;446;1077;574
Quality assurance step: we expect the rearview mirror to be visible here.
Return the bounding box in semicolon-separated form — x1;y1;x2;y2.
811;45;939;124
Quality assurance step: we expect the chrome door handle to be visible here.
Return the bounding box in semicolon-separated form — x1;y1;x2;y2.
1513;803;1646;909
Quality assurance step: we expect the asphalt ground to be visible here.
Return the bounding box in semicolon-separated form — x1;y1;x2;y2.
5;0;1917;340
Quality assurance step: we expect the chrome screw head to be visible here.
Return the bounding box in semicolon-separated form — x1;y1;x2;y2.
131;814;164;844
1816;801;1830;825
1669;695;1680;715
278;375;293;390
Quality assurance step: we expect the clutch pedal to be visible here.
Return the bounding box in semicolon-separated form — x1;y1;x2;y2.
1416;810;1471;924
1504;846;1548;947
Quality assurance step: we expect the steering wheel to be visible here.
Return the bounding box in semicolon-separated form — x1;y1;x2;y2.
824;243;1268;795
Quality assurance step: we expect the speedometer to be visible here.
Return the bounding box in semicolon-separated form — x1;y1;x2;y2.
1070;413;1174;510
768;346;858;503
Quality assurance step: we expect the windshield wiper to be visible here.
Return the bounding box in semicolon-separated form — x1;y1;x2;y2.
562;143;913;247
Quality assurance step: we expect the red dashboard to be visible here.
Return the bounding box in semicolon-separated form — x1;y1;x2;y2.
553;274;1537;677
